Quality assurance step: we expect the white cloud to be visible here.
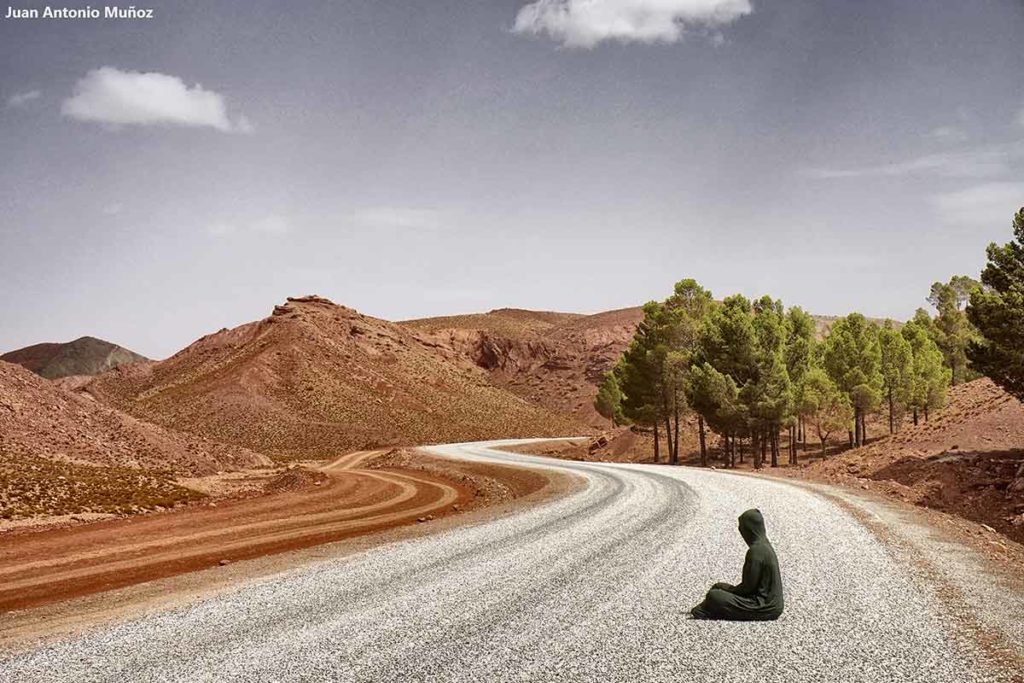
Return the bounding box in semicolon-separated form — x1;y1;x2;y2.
1017;106;1024;129
513;0;752;48
804;140;1024;180
351;207;445;230
62;67;251;133
102;203;123;216
931;182;1024;226
6;90;41;108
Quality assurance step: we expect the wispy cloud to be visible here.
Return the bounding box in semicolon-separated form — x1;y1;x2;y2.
351;207;445;230
6;90;41;108
62;67;251;133
804;140;1024;180
208;215;290;237
512;0;752;48
930;181;1024;226
927;126;967;143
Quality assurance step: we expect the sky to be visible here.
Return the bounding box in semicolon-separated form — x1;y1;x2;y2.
2;0;1023;359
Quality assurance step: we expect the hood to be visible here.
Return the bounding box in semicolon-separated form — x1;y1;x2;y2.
738;508;767;546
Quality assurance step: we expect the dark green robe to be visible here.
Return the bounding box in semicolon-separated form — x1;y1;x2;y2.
691;508;784;621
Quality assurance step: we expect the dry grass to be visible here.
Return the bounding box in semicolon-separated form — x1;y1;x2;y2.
0;450;203;519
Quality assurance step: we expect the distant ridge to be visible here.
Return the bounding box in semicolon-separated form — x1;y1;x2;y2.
1;336;148;379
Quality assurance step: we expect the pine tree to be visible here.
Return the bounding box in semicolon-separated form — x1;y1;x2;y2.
878;321;913;434
594;370;626;426
689;295;759;468
928;276;981;385
784;307;816;462
748;296;793;468
688;362;744;467
797;367;853;459
967;207;1024;402
822;313;882;447
616;301;668;461
901;317;950;424
660;279;715;464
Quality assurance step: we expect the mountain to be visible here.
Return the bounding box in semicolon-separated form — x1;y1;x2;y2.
81;296;585;459
402;307;644;427
1;336;148;380
0;360;269;518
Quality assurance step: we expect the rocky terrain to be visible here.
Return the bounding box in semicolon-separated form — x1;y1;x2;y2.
0;361;269;520
786;378;1024;544
80;296;584;460
403;307;644;427
2;336;148;379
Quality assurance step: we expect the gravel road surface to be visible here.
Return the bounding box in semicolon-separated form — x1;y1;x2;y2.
0;440;1007;682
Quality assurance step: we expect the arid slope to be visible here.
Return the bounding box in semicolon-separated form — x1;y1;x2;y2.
83;296;584;459
792;378;1024;543
403;307;644;426
2;336;148;379
0;361;268;519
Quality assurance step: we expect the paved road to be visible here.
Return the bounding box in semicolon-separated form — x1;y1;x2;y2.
0;440;1005;682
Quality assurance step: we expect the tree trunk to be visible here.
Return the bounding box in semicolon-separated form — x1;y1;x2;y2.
820;436;827;459
672;399;680;465
769;426;777;468
663;410;674;466
854;406;862;448
848;429;854;447
924;404;929;422
698;416;707;467
913;406;919;426
738;435;744;464
790;424;797;465
888;388;894;435
653;421;660;463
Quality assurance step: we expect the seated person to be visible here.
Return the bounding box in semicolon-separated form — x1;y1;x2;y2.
691;508;784;621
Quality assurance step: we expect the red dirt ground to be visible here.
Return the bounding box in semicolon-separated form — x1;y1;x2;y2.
0;449;565;613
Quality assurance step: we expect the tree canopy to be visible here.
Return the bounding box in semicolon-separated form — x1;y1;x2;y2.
967;207;1024;401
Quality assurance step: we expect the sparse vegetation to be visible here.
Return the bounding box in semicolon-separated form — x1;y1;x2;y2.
0;449;203;519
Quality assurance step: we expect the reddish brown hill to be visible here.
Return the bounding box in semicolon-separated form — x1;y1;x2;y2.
795;378;1024;543
402;306;644;427
402;306;887;427
83;296;584;459
0;361;269;518
2;336;148;380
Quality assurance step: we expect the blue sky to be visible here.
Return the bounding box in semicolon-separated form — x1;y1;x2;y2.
2;0;1023;358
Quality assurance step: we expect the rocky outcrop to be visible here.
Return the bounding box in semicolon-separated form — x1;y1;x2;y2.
80;296;584;460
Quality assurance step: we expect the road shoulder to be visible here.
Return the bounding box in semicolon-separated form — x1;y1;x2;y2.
754;472;1024;677
0;447;583;653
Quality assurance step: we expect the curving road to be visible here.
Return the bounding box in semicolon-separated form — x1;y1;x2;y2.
0;440;1007;682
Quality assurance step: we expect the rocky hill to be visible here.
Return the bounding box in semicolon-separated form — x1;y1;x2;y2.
0;360;269;519
794;378;1024;543
402;307;644;427
81;296;585;459
1;336;148;379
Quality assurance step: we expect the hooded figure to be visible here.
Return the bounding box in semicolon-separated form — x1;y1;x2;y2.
690;508;784;621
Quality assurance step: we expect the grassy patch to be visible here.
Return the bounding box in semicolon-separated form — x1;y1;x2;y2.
0;450;205;519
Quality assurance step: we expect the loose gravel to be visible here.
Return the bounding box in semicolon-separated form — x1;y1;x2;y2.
0;439;1010;682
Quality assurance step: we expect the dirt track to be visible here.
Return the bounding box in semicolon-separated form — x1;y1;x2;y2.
0;450;534;613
